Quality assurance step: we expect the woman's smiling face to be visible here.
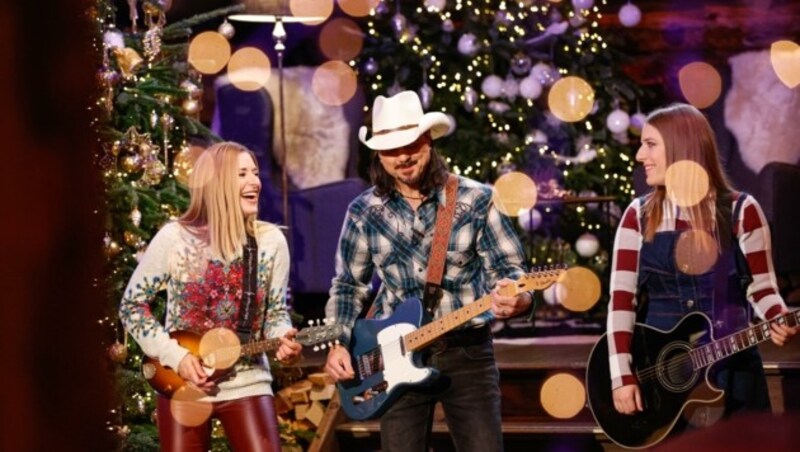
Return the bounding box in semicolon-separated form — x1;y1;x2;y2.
636;124;667;187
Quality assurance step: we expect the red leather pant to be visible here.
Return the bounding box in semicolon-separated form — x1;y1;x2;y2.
157;395;281;451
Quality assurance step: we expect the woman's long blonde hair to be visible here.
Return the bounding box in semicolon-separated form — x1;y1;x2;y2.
641;103;734;243
179;141;258;262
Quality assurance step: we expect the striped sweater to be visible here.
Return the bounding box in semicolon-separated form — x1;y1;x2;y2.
607;194;786;389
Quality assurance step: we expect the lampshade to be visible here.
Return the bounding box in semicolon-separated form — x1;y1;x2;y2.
229;0;323;23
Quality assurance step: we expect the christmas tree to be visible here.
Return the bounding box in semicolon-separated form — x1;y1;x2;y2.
91;0;245;448
356;0;653;316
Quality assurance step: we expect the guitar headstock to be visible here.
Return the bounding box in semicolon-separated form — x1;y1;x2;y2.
511;265;566;293
296;318;342;351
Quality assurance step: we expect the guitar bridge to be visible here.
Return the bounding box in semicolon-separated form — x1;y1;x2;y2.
350;381;389;405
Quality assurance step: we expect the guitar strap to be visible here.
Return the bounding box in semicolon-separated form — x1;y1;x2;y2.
236;233;259;343
712;192;752;334
422;173;459;318
364;174;458;320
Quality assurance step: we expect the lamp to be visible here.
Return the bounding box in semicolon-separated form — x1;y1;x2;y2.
229;1;324;236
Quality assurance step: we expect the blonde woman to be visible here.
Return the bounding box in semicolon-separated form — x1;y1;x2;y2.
120;142;300;451
607;104;796;427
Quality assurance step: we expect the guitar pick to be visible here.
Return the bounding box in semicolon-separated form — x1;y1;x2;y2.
770;40;800;88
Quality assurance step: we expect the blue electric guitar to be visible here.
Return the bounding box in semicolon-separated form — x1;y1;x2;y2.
337;268;564;420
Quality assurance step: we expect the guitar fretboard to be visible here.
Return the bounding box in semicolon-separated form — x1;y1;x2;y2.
690;310;800;369
403;268;563;351
240;338;281;356
404;296;494;351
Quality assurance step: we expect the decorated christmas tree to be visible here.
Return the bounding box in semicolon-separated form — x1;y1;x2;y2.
356;0;653;315
90;0;243;448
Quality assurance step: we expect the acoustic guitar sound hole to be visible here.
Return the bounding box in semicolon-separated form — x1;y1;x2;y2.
656;342;697;392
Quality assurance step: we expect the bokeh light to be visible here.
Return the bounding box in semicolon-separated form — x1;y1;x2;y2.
770;40;800;88
491;171;538;217
675;229;718;275
188;31;231;75
678;62;722;109
338;0;379;17
540;373;586;419
186;150;216;190
311;60;358;106
291;0;333;25
319;18;364;61
684;395;724;428
556;266;601;312
198;327;241;370
228;47;272;91
174;145;205;187
170;386;213;426
665;160;709;208
548;76;595;122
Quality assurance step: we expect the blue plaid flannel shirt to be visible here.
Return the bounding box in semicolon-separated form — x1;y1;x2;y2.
325;175;528;346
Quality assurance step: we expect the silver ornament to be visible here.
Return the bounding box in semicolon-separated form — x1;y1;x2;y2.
130;208;142;227
363;57;378;75
218;20;235;40
463;87;479;111
180;79;202;99
511;53;532;76
391;14;407;36
419;84;434;109
442;19;454;33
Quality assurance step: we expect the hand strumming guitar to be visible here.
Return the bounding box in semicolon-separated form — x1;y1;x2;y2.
612;384;644;415
177;353;216;393
325;344;355;382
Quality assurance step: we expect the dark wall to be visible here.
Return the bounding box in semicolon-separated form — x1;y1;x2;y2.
0;1;110;450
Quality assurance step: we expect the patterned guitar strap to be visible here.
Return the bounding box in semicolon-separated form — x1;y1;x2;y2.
236;233;259;343
422;173;459;319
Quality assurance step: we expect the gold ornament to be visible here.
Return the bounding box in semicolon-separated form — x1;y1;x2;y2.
124;230;141;246
182;98;201;115
113;47;144;78
140;159;167;186
120;153;143;173
143;2;167;61
107;342;128;363
104;240;122;258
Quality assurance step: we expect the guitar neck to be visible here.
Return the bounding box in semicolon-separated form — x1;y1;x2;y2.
404;295;493;352
691;310;800;369
240;337;281;357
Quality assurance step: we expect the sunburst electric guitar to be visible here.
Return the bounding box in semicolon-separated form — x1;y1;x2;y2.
586;309;800;449
337;268;564;420
142;322;341;397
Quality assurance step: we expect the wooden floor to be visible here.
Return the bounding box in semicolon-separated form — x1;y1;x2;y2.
299;334;800;451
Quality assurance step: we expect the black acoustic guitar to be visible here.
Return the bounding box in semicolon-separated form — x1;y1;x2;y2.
586;310;799;449
142;322;341;397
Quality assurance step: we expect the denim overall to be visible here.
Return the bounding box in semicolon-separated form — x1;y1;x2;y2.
638;226;771;419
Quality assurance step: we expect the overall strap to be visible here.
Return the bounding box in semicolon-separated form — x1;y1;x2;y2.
423;173;459;317
236;234;259;343
712;192;751;332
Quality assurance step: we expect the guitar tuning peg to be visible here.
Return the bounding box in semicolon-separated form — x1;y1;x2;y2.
313;345;320;352
307;319;314;326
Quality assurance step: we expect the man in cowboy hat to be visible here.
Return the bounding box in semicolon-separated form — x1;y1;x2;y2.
324;90;532;452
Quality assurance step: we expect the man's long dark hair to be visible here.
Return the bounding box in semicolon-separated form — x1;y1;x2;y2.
369;145;450;198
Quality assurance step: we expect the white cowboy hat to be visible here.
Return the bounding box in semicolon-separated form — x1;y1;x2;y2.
358;90;454;151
